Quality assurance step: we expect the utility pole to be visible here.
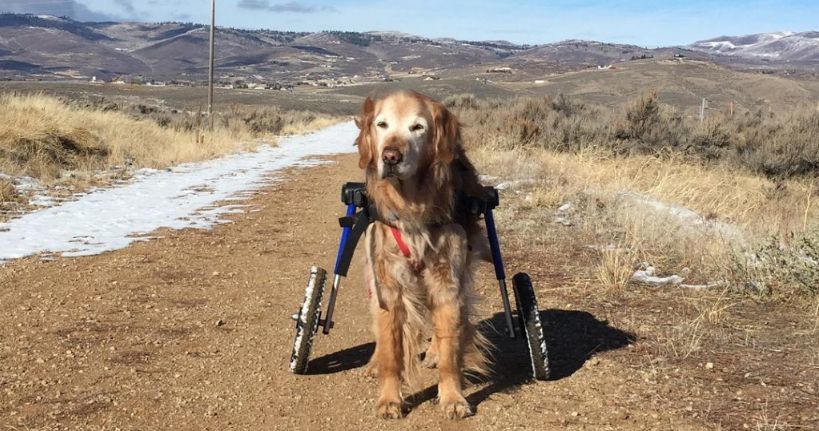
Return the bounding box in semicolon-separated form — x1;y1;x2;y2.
207;0;216;130
699;98;707;124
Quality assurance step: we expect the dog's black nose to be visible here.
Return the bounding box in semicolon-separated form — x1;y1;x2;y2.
382;148;403;166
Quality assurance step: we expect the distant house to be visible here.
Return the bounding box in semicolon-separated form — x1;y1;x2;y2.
486;66;512;74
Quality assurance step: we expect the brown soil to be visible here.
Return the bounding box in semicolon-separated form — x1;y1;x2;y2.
1;154;817;430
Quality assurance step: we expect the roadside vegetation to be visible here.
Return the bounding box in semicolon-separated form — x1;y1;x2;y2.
0;93;337;217
446;93;819;301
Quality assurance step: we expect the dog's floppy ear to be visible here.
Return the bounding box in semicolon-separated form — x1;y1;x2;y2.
355;97;376;169
431;101;459;164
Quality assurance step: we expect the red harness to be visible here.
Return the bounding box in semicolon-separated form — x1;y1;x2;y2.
368;227;415;300
389;226;412;258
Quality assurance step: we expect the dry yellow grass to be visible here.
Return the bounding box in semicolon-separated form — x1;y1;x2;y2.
0;178;17;202
470;137;818;298
0;93;338;182
596;247;633;292
0;94;240;179
472;148;817;238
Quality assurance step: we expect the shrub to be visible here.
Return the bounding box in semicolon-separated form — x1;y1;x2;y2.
443;93;481;110
451;93;819;179
731;231;819;299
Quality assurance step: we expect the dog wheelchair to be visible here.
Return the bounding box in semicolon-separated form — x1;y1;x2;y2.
289;182;550;381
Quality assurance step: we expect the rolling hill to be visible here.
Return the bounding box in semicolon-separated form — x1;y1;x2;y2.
0;14;816;86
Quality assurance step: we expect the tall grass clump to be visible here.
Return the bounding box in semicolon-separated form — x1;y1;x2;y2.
0;177;18;203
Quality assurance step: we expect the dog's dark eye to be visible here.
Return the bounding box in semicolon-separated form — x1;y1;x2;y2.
376;121;388;129
410;124;424;132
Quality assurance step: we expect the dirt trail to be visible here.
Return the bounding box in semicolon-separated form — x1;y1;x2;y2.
2;154;809;430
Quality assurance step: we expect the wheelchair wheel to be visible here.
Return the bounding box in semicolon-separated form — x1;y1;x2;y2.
512;272;550;381
289;266;327;374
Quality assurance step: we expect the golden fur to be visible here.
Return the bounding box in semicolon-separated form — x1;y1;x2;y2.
355;90;490;420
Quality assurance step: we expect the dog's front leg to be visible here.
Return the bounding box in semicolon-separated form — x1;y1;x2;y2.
428;225;473;419
432;302;472;419
374;303;404;419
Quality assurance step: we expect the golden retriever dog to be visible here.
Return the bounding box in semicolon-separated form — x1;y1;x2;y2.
355;90;490;420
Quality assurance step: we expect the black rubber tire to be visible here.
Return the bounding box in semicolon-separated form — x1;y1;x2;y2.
289;266;327;374
512;272;550;381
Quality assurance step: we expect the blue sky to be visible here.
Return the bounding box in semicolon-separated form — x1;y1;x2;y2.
4;0;818;46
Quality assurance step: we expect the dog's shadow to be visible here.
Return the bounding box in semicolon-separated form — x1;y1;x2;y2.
465;309;635;411
306;309;635;411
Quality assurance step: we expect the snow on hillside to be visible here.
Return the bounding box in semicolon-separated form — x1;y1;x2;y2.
0;122;357;264
689;31;819;61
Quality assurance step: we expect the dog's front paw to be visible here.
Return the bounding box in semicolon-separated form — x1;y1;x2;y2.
377;399;403;419
441;397;473;420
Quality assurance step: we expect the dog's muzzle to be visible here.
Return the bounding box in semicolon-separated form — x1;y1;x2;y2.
382;148;403;177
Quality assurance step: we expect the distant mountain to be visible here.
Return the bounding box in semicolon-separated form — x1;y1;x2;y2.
0;14;815;84
689;31;819;64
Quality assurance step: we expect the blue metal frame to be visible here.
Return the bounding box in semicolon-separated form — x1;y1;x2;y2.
333;203;357;275
484;207;517;338
323;203;357;333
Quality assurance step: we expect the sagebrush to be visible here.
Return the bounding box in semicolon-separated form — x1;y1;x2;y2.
448;92;819;179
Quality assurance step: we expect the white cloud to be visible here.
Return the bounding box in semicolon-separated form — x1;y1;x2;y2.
237;1;336;13
0;0;116;21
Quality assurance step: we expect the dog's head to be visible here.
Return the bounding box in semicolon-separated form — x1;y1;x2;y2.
355;91;459;180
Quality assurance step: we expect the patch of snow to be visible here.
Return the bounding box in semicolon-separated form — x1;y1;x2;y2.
0;174;58;208
28;195;57;207
630;263;719;289
0;122;358;264
495;179;536;191
1;174;39;193
617;190;743;241
702;41;737;50
631;265;684;286
553;202;574;226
